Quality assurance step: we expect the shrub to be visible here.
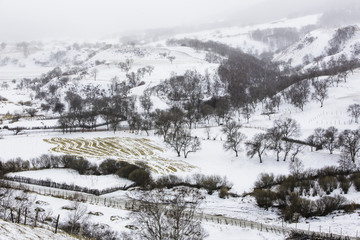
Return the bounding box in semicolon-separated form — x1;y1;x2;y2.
66;158;93;175
30;154;63;169
128;169;151;187
353;178;360;191
61;155;79;168
253;189;277;210
276;183;290;207
219;187;230;199
342;203;357;213
298;180;312;196
116;164;139;178
3;158;29;173
315;195;346;216
318;176;338;194
193;174;231;194
338;176;351;194
317;166;338;178
99;159;120;175
254;173;275;189
351;173;360;191
154;175;182;188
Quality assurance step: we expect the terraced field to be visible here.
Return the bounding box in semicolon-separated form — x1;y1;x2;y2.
44;137;195;174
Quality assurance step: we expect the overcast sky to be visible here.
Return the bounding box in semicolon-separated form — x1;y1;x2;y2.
0;0;357;42
0;0;264;41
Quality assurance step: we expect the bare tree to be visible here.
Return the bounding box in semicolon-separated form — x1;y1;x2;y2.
347;103;360;123
262;100;275;120
242;104;254;123
141;114;153;136
145;65;155;75
153;109;172;140
338;128;360;162
289;158;304;178
131;187;207;240
90;68;98;81
165;129;201;158
204;126;211;140
289;81;310;111
65;201;88;234
245;133;269;163
165;129;186;157
140;92;153;114
323;126;339;154
266;127;283;161
274;118;300;139
307;127;326;150
290;144;304;162
182;135;201;158
167;55;176;64
282;141;294;162
25;108;38;118
312;79;329;107
338;151;356;172
118;58;134;72
222;121;246;157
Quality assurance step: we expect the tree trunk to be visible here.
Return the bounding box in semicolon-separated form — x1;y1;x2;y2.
258;152;262;163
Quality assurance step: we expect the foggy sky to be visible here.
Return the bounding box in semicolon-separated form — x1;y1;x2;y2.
0;0;358;42
0;0;262;41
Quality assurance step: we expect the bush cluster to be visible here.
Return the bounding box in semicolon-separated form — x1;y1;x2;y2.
253;166;360;221
152;174;232;195
1;155;151;188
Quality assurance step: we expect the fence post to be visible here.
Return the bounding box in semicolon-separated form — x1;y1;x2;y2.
55;214;60;234
34;209;39;227
24;208;27;225
10;209;14;223
17;208;21;223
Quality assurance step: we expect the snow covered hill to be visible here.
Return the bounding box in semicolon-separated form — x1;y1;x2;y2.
0;218;76;240
274;25;360;66
169;14;321;54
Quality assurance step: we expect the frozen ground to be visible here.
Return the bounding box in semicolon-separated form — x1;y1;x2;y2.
0;218;77;240
170;14;321;54
6;168;134;190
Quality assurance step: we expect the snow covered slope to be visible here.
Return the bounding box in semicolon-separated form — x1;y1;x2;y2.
169;14;321;54
0;218;76;240
274;25;360;66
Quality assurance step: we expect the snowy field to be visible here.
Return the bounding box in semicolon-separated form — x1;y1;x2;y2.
0;218;77;240
6;168;134;190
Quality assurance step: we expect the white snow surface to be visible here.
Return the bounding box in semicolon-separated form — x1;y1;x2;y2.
0;218;76;240
171;14;321;53
6;169;134;190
